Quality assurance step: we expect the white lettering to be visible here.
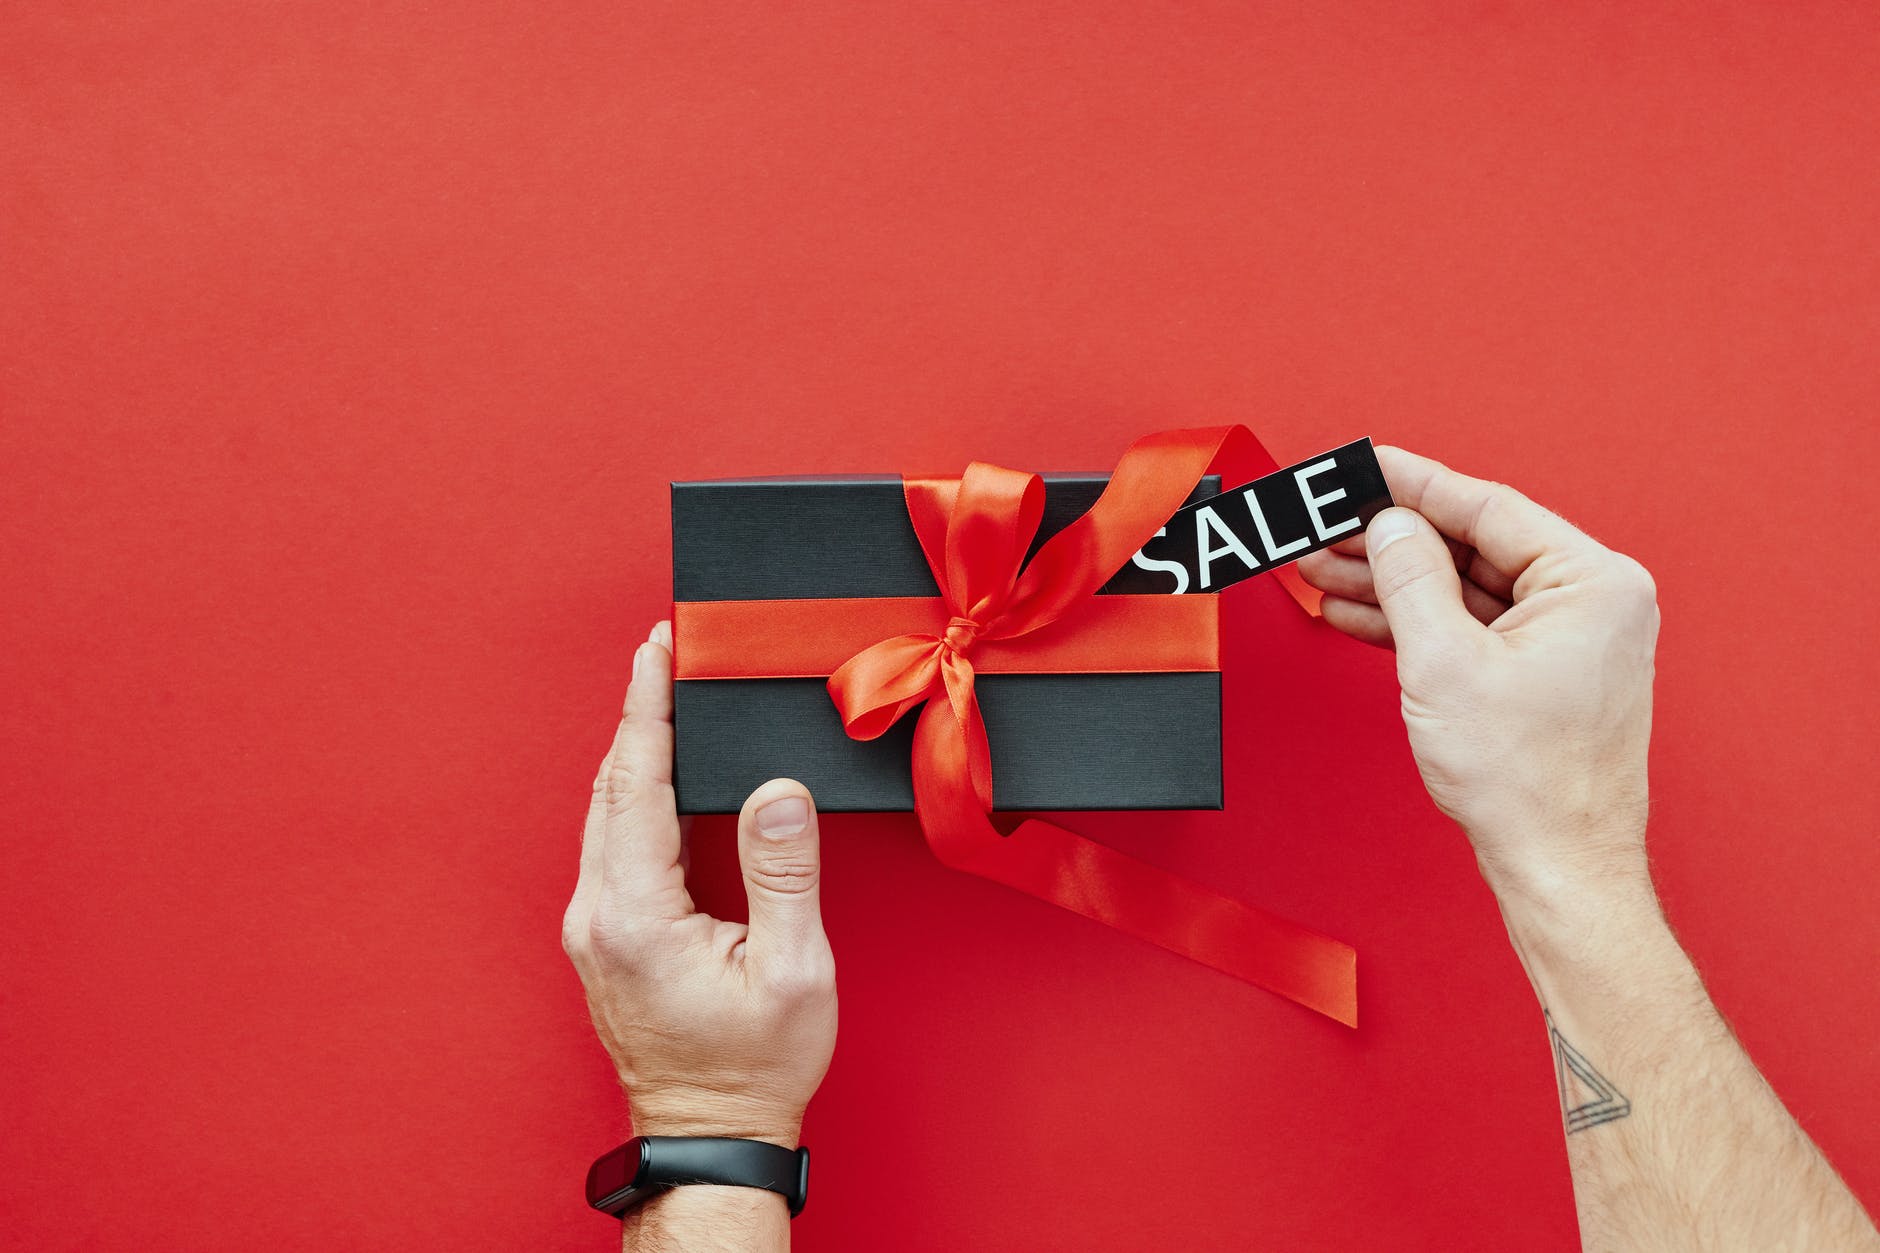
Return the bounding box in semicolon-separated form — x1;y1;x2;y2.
1295;457;1359;541
1243;487;1310;563
1129;527;1190;594
1195;506;1259;589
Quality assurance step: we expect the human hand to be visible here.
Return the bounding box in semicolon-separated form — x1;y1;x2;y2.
1297;448;1661;915
562;621;837;1150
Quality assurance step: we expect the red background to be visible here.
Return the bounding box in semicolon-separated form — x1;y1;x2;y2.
5;3;1878;1248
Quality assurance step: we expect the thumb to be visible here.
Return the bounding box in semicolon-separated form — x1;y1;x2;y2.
1366;507;1481;663
737;778;827;966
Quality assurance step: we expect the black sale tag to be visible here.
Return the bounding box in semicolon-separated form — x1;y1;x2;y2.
1128;437;1393;594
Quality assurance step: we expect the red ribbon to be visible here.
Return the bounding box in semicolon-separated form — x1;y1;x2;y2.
673;594;1221;680
820;427;1357;1026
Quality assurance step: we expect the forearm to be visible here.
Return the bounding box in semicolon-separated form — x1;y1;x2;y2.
621;1187;790;1253
1496;872;1879;1252
1304;454;1878;1246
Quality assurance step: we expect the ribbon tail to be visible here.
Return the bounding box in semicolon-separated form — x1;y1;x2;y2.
911;702;1358;1026
940;652;994;812
998;817;1355;1026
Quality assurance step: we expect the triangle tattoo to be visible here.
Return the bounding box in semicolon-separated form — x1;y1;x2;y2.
1547;1012;1633;1133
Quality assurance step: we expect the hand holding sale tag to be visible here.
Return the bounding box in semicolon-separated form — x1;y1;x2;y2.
1130;438;1393;594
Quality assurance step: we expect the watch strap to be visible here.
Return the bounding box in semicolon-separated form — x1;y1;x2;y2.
589;1136;810;1219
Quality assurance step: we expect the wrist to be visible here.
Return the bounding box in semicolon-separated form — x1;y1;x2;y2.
623;1184;790;1251
1490;868;1688;1007
1466;809;1653;923
1496;871;1662;959
627;1089;805;1149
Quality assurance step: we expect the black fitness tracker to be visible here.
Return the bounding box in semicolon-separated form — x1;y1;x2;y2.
586;1136;810;1219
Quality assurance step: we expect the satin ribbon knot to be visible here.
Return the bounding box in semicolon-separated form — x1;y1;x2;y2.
943;616;980;654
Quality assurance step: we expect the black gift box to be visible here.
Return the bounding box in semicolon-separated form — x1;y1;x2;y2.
670;473;1223;814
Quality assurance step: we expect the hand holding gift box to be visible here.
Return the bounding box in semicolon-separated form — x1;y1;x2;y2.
670;428;1391;1025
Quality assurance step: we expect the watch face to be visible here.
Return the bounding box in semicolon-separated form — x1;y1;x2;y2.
586;1140;645;1207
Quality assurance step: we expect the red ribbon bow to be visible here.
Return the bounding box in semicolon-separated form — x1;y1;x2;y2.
826;427;1358;1026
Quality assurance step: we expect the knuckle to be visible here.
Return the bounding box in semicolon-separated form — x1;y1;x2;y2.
1609;555;1658;604
1478;481;1568;542
560;908;588;959
1464;481;1512;535
747;855;820;896
1595;554;1660;634
1374;553;1444;602
602;762;639;811
603;760;672;817
586;908;654;961
1489;480;1541;514
1491;481;1533;510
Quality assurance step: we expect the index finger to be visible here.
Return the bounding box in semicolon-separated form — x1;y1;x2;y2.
1375;446;1600;592
597;620;688;912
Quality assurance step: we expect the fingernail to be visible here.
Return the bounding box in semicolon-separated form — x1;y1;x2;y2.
1369;508;1419;556
631;642;647;680
648;623;661;644
755;796;810;838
